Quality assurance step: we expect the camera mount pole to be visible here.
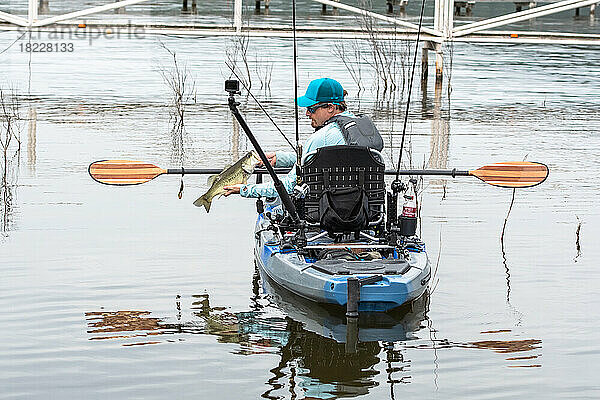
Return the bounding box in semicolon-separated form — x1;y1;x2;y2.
228;93;300;225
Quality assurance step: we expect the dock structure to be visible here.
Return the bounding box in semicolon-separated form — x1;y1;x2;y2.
1;0;599;83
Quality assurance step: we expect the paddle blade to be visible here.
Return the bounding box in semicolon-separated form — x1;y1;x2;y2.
470;162;549;188
88;160;167;186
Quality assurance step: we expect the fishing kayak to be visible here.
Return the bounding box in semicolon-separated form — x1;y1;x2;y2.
254;201;431;313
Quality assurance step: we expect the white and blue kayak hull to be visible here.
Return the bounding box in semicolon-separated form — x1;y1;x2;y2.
254;215;431;313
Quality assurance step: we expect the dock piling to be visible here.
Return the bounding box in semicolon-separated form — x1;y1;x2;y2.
234;0;242;32
454;1;475;16
399;0;408;13
182;0;196;14
321;0;340;15
114;0;125;14
38;0;48;14
421;43;429;82
514;2;536;12
28;0;38;23
435;48;443;83
255;0;268;14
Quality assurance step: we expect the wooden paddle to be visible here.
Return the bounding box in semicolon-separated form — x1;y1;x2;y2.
396;161;549;188
88;160;548;189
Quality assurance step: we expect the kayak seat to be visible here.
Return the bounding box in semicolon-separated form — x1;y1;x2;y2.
302;145;385;234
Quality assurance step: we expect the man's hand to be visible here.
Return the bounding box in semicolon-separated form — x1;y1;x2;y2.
223;184;243;196
258;152;276;167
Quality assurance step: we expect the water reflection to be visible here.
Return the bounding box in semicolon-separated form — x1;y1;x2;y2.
86;264;543;395
258;271;426;398
427;82;449;171
27;106;36;171
405;330;542;369
0;89;23;236
158;42;195;165
85;268;429;397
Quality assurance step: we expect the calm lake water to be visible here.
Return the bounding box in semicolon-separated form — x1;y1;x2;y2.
1;3;600;399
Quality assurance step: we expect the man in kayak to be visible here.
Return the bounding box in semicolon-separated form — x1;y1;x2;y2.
224;77;382;198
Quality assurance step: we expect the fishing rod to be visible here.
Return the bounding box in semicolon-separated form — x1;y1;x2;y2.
395;0;427;181
292;0;300;165
226;66;296;151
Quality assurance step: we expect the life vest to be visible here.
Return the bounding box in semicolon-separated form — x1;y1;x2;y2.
324;114;384;151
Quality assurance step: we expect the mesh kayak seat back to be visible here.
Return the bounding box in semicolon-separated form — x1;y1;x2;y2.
301;145;385;233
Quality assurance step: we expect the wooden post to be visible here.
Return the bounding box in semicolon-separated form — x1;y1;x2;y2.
322;3;327;14
421;45;429;100
421;45;429;82
466;3;473;15
575;7;580;16
435;49;443;83
387;1;393;13
191;0;196;14
454;1;469;15
38;0;49;14
399;0;408;14
255;0;261;13
182;0;188;13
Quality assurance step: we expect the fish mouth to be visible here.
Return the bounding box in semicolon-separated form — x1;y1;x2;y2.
241;151;261;174
250;151;261;162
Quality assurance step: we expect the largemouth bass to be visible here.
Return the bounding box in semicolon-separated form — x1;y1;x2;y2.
193;151;261;212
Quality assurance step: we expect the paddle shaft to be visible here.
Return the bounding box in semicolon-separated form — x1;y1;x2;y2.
165;168;470;176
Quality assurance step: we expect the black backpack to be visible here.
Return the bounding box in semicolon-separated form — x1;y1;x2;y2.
325;114;384;151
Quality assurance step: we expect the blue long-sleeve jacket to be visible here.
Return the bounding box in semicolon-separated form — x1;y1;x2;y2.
240;111;356;198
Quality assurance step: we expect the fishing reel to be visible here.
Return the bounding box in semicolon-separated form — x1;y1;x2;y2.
292;183;309;199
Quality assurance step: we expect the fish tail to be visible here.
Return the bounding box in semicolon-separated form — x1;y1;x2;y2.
193;194;212;212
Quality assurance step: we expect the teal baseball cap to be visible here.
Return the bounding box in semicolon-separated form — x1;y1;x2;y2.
296;78;344;107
